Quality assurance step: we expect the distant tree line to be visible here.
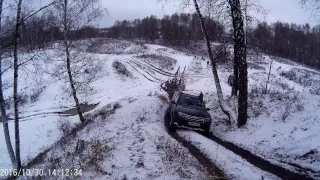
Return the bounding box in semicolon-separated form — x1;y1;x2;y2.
107;14;320;70
1;12;319;70
1;12;99;52
248;22;320;69
107;13;225;46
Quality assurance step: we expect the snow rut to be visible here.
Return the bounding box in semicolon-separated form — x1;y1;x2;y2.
124;58;211;86
203;133;314;180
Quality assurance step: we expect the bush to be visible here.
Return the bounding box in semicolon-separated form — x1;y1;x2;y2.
280;68;320;88
83;140;112;169
18;94;29;106
112;60;132;77
112;102;122;111
309;86;320;95
30;86;46;103
4;97;13;110
56;117;72;137
248;83;302;120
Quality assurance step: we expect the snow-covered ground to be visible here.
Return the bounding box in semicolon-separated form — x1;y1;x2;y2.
202;55;320;178
24;96;210;179
178;130;279;180
1;39;319;179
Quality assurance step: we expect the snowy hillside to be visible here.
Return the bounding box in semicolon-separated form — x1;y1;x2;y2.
0;39;319;179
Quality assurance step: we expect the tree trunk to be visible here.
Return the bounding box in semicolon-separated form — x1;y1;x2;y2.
264;59;273;94
0;0;16;167
13;0;23;170
228;0;248;127
231;47;239;96
63;0;85;123
193;0;236;125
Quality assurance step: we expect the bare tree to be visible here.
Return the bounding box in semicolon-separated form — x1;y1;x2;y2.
264;58;273;94
13;0;23;170
301;0;320;21
228;0;248;127
10;0;57;170
0;0;16;168
52;0;104;123
193;0;237;125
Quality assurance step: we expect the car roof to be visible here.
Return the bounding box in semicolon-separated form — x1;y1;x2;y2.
180;90;202;97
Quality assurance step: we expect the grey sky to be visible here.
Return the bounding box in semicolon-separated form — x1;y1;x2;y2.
99;0;316;28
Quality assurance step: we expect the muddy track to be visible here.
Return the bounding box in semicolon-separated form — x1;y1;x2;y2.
205;133;313;180
164;110;226;179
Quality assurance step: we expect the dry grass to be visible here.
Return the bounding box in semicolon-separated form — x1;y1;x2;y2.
157;94;169;104
154;136;208;180
56;117;72;137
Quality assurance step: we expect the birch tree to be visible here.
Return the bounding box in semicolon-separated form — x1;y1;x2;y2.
0;0;16;168
52;0;103;123
11;0;56;170
13;0;23;170
228;0;248;127
193;0;237;125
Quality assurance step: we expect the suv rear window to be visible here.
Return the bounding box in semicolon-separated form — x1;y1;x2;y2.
177;94;203;107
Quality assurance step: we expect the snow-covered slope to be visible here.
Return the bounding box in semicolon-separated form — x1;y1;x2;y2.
0;39;319;179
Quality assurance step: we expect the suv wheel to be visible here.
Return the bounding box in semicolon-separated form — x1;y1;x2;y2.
203;127;210;137
203;130;210;137
169;115;176;133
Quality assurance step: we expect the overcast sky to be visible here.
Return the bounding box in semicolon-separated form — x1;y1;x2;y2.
99;0;316;28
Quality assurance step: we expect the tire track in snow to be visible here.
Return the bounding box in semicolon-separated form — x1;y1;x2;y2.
163;107;311;179
123;61;157;82
163;110;226;179
203;132;312;180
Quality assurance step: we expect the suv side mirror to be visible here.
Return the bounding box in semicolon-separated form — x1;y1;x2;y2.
206;108;210;111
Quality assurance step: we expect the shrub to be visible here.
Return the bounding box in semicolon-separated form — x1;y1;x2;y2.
56;117;72;137
309;86;320;95
296;103;304;111
280;68;320;89
282;104;290;122
18;94;29;106
4;97;12;110
30;86;46;103
83;140;112;169
112;102;122;111
112;60;132;77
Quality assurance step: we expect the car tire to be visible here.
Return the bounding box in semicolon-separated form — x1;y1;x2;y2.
169;114;176;133
164;108;170;126
203;127;210;137
203;130;210;137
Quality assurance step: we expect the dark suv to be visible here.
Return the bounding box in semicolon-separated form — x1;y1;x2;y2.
167;90;212;134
